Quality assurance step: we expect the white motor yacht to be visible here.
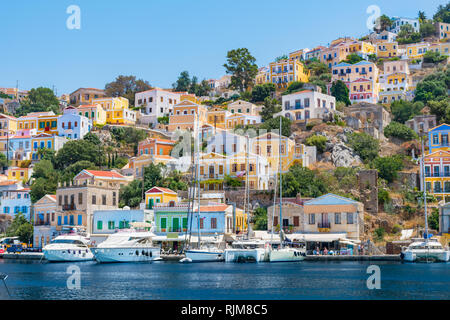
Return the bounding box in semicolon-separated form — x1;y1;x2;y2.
43;234;94;262
184;246;225;262
401;238;450;262
91;231;160;263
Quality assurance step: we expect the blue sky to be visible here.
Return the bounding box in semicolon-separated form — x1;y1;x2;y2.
0;0;446;94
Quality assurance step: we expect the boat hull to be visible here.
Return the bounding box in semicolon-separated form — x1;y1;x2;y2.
185;250;224;262
224;248;267;263
43;249;94;262
91;247;161;263
402;250;450;262
269;248;305;262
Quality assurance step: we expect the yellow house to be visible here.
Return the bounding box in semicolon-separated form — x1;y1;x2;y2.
234;207;248;234
376;42;399;58
129;154;175;177
255;67;269;85
17;115;37;130
406;42;430;60
92;97;136;125
252;132;296;173
76;104;107;125
429;42;450;56
37;113;59;135
167;100;208;132
7;167;32;182
206;106;230;130
0;113;18;138
145;186;178;209
269;59;309;90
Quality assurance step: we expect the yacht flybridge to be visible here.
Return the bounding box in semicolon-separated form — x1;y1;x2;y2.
401;238;450;262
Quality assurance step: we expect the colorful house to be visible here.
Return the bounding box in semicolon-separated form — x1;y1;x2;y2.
0;187;32;220
227;100;261;116
0;113;17;137
268;59;310;90
69;88;106;106
36;112;59;135
405;42;430;60
225;113;261;129
331;61;379;83
347;78;379;104
435;22;450;40
8;129;34;164
166;100;208;132
428;124;450;153
76;104;107;126
31;133;67;160
33;194;58;248
206;106;231;130
145;186;178;209
7;167;33;182
57;107;92;140
278;89;336;121
138;138;176;157
252;132;296;174
422;149;450;202
375;42;399;58
92;97;136;125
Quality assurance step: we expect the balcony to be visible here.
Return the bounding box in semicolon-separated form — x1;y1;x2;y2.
318;222;331;229
62;203;76;211
34;221;50;226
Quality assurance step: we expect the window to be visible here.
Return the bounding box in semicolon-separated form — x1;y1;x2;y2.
92;195;96;205
113;192;116;206
78;193;83;205
308;214;315;225
335;213;341;224
97;221;103;230
274;216;278;227
347;212;354;224
108;221;115;230
77;215;82;225
293;216;299;227
211;218;217;229
102;195;106;205
160;218;167;230
199;218;204;229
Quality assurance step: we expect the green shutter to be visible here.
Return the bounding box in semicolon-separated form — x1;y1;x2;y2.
97;221;102;230
119;221;124;229
173;218;179;231
161;217;167;229
182;217;188;229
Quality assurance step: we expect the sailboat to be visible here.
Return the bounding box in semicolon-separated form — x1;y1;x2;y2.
224;135;268;263
182;110;225;262
267;117;306;262
401;138;450;262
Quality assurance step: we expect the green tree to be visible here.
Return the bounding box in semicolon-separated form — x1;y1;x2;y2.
420;22;435;38
305;135;327;153
260;116;292;137
384;121;418;141
428;99;450;123
283;81;304;95
428;208;440;230
110;126;147;155
83;132;101;145
373;155;404;183
423;51;448;64
342;53;364;64
0;153;9;169
418;11;427;22
397;24;422;44
304;60;330;76
173;71;191;92
433;3;450;23
374;14;392;32
260;97;281;121
253;207;267;230
390;100;424;123
224;174;242;188
6;213;33;243
331;80;351;106
282;165;328;198
105;75;152;106
15;87;59;116
55;140;104;170
347;132;379;162
251;83;276;102
223;48;258;92
30;160;59;202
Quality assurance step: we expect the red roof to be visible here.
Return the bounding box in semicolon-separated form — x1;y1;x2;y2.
145;186;177;194
0;181;17;186
199;204;229;212
83;170;125;179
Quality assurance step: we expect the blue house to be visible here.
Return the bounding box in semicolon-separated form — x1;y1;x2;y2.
92;209;145;234
428;124;450;153
0;188;32;220
188;204;230;236
57;107;92;140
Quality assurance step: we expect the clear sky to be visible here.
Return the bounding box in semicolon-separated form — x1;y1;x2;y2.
0;0;446;94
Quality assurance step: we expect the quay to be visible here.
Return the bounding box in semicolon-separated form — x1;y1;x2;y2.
304;255;401;261
0;252;44;260
161;254;185;261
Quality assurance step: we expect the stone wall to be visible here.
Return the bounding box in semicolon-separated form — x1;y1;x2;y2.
357;170;378;214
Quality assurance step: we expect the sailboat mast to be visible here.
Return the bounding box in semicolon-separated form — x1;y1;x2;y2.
196;109;201;248
278;117;283;248
245;134;250;239
421;137;429;243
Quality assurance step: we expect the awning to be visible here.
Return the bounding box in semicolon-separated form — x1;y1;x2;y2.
130;222;152;228
152;235;187;242
287;233;347;242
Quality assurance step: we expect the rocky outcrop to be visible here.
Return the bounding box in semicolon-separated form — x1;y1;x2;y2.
330;142;362;167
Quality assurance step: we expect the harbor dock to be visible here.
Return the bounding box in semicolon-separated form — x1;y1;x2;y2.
0;252;44;260
304;255;401;261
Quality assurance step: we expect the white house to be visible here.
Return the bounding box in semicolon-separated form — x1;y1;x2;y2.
135;88;183;125
389;17;420;34
57;107;92;140
277;90;336;121
206;131;248;156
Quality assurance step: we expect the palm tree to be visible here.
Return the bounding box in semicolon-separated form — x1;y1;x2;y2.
418;11;426;22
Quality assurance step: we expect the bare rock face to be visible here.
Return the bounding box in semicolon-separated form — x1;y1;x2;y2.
331;142;362;167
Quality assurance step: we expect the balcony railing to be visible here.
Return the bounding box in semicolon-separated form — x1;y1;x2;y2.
318;222;331;228
62;203;76;211
425;173;450;177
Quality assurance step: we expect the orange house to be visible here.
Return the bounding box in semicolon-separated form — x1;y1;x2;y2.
138;138;176;157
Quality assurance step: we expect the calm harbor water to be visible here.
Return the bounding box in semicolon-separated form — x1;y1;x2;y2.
0;260;448;300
